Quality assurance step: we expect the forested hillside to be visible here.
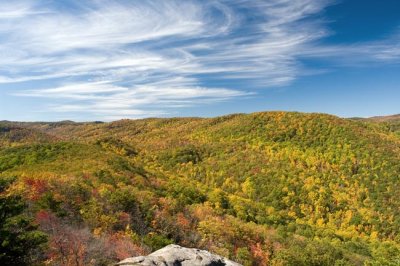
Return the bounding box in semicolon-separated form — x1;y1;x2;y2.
1;112;399;265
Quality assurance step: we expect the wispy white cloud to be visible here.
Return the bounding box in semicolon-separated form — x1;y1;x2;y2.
1;0;400;120
16;79;251;119
0;1;47;19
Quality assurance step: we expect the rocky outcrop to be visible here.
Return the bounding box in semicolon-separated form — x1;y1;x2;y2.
117;244;242;266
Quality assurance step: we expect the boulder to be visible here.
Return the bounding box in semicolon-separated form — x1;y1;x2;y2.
117;244;242;266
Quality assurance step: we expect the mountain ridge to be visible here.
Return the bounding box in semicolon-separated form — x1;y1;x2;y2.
3;111;400;125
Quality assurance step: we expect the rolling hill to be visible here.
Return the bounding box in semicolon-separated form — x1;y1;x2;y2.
364;114;400;123
1;112;400;265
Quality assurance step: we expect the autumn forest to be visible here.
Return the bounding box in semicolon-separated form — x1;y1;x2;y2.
1;112;400;265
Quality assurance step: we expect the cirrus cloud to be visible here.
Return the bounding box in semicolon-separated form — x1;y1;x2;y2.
1;0;400;120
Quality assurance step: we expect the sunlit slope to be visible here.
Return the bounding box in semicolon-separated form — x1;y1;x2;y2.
2;111;400;265
9;112;400;235
0;122;57;148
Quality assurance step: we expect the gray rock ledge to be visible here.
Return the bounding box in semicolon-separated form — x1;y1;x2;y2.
117;244;242;266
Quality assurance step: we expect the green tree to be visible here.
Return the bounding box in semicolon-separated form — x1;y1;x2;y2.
0;177;47;265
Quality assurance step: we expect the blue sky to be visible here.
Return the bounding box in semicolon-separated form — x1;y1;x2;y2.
0;0;399;121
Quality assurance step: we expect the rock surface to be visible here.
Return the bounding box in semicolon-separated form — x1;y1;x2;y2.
117;244;242;266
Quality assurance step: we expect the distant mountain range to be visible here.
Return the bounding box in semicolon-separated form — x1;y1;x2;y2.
350;114;400;122
364;114;400;122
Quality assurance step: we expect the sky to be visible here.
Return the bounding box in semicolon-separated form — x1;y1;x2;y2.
0;0;399;121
